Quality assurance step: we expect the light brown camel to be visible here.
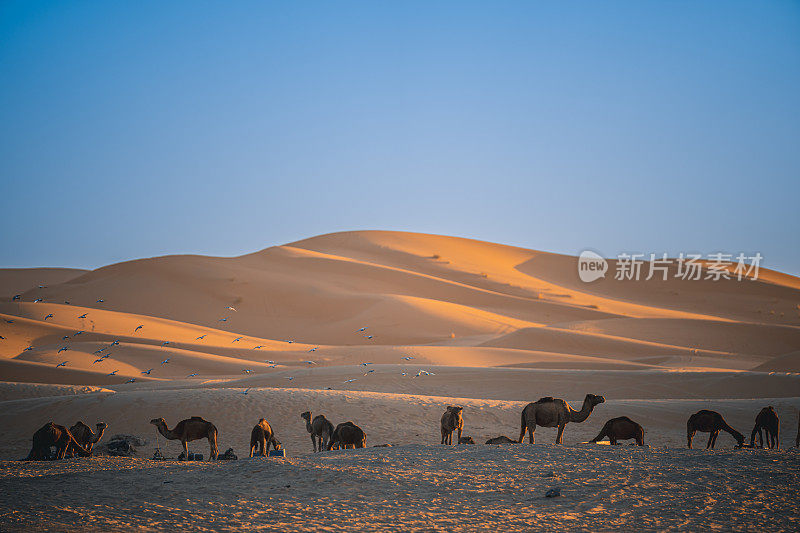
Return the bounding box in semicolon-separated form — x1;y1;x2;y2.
24;422;92;460
66;421;107;457
249;418;282;457
301;411;334;453
150;416;219;460
687;410;744;449
440;406;463;445
328;421;366;450
519;394;605;444
590;416;645;446
749;406;780;449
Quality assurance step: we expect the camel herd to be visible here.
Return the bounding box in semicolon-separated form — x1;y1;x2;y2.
21;394;800;461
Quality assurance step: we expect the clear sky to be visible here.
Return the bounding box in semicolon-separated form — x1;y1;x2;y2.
2;1;799;274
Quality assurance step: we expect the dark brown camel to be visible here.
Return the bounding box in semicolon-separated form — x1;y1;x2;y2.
150;416;219;460
24;422;92;460
687;410;744;449
519;394;605;444
749;406;780;449
250;418;282;457
590;416;645;446
66;421;107;457
301;411;334;453
440;406;463;445
328;421;366;450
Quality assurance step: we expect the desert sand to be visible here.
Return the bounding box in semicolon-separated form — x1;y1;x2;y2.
1;230;799;531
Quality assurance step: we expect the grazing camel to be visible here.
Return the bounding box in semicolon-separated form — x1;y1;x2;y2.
687;410;744;449
486;436;516;444
301;411;334;453
590;416;645;446
440;406;463;445
24;422;92;460
150;416;219;460
249;418;281;457
519;394;605;444
750;406;780;449
328;421;366;450
66;421;107;457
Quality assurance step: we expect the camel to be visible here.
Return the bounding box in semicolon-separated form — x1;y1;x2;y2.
301;411;334;453
519;394;605;444
150;416;219;460
24;422;92;460
328;421;366;450
486;436;516;444
440;406;463;445
458;436;475;444
749;406;780;449
687;410;744;449
249;418;282;457
590;416;645;446
66;421;107;457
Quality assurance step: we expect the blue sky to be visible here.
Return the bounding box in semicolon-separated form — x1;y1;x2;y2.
2;1;799;274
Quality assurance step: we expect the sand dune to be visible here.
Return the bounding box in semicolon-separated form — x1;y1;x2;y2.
0;267;87;298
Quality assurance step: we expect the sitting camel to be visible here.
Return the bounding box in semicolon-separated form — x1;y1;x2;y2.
24;422;92;460
328;421;366;450
440;406;463;445
150;416;219;460
250;418;282;457
687;410;744;449
301;411;334;453
590;416;645;446
486;436;516;444
750;406;780;449
519;394;605;444
66;421;107;457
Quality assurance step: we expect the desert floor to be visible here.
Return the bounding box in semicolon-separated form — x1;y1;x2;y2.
1;231;799;531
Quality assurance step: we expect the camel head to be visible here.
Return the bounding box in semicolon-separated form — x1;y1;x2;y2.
273;439;282;450
447;406;463;414
96;422;108;430
300;411;311;422
150;418;166;427
586;394;605;407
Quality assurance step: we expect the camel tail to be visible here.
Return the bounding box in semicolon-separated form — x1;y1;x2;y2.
518;409;527;443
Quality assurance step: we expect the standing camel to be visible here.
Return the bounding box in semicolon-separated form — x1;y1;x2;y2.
66;421;108;457
440;406;463;445
249;418;281;457
519;394;605;444
150;416;219;460
749;406;780;449
687;410;744;449
590;416;645;446
301;411;334;453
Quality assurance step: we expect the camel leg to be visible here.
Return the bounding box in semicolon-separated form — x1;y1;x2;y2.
310;434;317;453
457;427;462;445
687;430;694;449
610;437;618;445
528;425;535;444
182;440;189;460
556;424;565;445
706;431;716;449
209;435;218;461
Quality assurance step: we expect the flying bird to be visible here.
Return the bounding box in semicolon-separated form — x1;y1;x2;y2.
364;369;375;376
24;346;33;351
124;378;136;384
161;358;170;365
364;335;373;340
93;358;105;364
196;335;207;340
265;360;276;364
187;373;199;377
357;327;368;332
93;348;106;354
38;285;47;289
56;361;67;368
108;370;118;376
242;369;253;374
233;337;242;342
96;299;104;303
142;369;153;375
135;325;144;332
0;336;4;340
100;354;110;359
44;313;54;320
78;314;87;319
304;360;316;365
254;345;264;349
360;362;372;366
225;306;237;311
286;376;294;381
161;341;170;346
62;335;70;340
343;378;357;383
12;295;20;300
414;370;436;378
33;298;43;303
218;317;228;322
308;347;318;352
242;388;250;395
74;331;84;336
402;356;415;361
4;319;13;324
110;340;120;346
58;346;69;353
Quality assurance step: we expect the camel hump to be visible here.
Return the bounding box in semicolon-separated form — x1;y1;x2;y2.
536;396;554;403
190;416;205;420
